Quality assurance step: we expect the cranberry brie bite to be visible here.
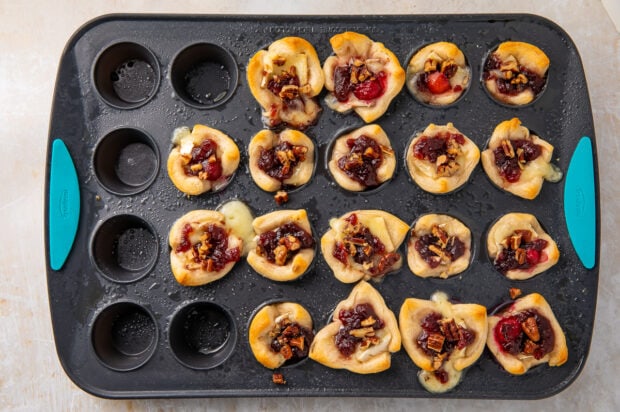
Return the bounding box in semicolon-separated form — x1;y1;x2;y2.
399;292;487;393
247;37;324;130
487;293;568;375
321;210;409;283
249;302;314;369
481;118;562;200
309;280;401;374
247;209;315;282
323;31;405;123
169;210;242;286
483;41;549;106
406;123;480;194
407;214;471;279
167;125;240;196
328;124;396;191
487;213;559;280
248;129;315;192
406;41;470;106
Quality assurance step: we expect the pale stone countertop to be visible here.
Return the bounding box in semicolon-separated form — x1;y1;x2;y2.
1;0;618;410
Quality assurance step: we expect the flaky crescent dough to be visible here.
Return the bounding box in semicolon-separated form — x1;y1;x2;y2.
323;31;405;123
169;210;242;286
406;41;470;106
248;129;315;192
167;124;240;196
328;124;396;191
321;210;409;283
487;212;559;280
248;302;313;369
247;37;324;129
406;123;480;194
407;214;472;278
484;41;549;106
309;280;401;374
481;118;559;200
399;293;487;372
247;209;315;282
486;293;568;375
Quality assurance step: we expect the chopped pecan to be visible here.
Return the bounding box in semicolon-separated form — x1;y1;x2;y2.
424;58;438;72
426;332;445;353
517;147;526;169
515;248;527;265
522;339;539;356
349;327;374;338
204;258;214;272
359;335;380;350
439;318;460;342
363;146;379;159
511;73;529;85
272;372;286;385
509;287;523;300
288;336;305;351
515;229;533;243
509;233;523;250
190;163;203;172
431;225;449;246
274;190;289;205
279;84;299;100
198;171;209;180
431;352;448;370
279;235;301;251
501;139;515;158
279;344;293;360
436;160;459;177
440;59;457;78
361;316;376;327
521;317;540;342
273;244;289;266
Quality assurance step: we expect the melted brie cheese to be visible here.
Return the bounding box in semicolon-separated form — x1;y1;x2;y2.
218;200;255;256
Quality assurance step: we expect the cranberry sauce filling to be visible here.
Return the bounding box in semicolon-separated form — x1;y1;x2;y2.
257;141;308;182
175;223;240;271
184;138;223;181
334;62;387;102
493;309;555;360
413;132;465;163
494;229;548;274
270;318;314;365
483;55;546;97
267;68;300;97
493;139;542;183
414;225;466;269
334;303;385;357
416;312;475;358
336;135;384;188
331;213;400;277
256;222;315;266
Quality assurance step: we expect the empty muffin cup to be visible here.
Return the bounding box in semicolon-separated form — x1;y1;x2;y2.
91;214;159;283
93;42;160;109
168;301;236;370
93;128;159;196
91;301;158;371
170;43;238;109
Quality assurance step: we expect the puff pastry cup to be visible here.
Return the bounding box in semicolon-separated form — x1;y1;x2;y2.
399;292;487;393
481;118;562;200
248;129;315;192
487;293;568;375
167;124;240;196
169;210;242;286
247;209;315;282
407;214;471;279
487;212;559;280
309;280;401;374
406;123;480;194
323;31;405;123
483;41;549;106
247;36;324;130
248;302;314;369
406;41;470;106
328;124;396;191
321;210;409;283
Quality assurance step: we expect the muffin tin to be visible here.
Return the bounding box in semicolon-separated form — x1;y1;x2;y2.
45;14;598;399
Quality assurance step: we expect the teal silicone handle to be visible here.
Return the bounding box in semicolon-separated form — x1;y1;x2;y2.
49;139;80;270
564;137;597;269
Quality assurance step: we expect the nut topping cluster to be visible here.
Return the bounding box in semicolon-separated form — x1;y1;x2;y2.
499;55;529;86
417;313;475;371
424;57;457;78
269;314;314;364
